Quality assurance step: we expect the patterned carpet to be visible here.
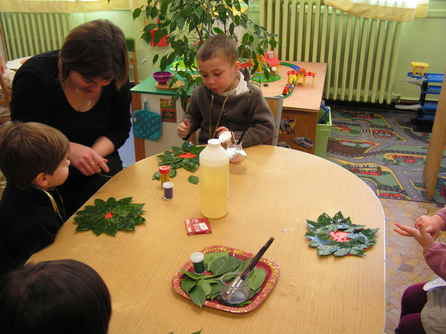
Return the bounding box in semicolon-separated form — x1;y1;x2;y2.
327;109;446;204
382;198;443;334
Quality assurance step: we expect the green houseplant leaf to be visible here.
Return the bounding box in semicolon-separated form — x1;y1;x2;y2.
132;0;278;108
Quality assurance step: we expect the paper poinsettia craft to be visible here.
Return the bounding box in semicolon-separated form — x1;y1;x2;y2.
74;197;145;236
152;141;204;184
305;211;378;257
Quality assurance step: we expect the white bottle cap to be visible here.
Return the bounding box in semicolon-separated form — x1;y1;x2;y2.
162;181;174;189
208;138;220;146
190;252;204;263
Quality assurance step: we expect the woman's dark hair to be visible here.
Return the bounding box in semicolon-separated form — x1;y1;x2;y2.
0;259;112;334
59;19;128;89
0;121;69;189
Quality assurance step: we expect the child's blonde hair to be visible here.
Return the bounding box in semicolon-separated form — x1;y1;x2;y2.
0;121;69;188
197;34;238;64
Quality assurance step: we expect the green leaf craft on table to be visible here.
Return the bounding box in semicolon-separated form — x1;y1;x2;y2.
305;211;378;257
153;141;204;184
74;197;145;236
180;252;266;307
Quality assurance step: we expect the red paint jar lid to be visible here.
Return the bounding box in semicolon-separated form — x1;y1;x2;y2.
159;165;171;174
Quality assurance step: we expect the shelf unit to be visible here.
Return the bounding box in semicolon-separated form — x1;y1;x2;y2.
408;72;444;123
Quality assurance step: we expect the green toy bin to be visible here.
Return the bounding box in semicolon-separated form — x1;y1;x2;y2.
314;107;332;158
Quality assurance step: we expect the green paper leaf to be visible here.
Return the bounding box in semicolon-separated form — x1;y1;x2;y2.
204;252;227;270
197;279;212;296
169;168;177;178
189;286;206;307
334;247;351;257
247;268;266;291
306;211;378;257
181;278;196;293
317;245;338;256
188;175;199;184
74;197;145;236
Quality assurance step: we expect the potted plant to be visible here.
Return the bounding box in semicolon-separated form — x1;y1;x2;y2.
132;0;278;109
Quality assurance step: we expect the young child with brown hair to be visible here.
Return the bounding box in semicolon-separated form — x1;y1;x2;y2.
394;208;446;334
0;259;112;334
177;34;274;147
0;121;70;274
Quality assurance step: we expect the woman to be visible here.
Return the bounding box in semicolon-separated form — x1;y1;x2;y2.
10;19;131;217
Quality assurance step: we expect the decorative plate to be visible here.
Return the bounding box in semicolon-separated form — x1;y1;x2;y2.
172;245;280;313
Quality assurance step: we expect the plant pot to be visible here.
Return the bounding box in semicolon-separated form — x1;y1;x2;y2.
153;71;173;85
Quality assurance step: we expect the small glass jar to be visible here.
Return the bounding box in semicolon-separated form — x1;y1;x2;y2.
190;252;205;273
159;165;170;187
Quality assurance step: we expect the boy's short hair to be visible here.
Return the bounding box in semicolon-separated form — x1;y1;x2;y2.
0;121;69;188
0;259;112;334
197;34;238;64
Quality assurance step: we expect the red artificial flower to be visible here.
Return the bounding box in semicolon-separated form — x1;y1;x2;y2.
330;231;351;243
179;152;196;159
104;212;113;220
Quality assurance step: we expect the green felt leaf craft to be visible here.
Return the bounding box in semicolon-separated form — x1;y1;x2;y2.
153;141;205;182
305;211;378;257
180;251;267;308
74;197;145;236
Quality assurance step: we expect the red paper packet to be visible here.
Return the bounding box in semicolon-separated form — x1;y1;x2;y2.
185;218;212;235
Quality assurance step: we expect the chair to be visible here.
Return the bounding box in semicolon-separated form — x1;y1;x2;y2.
264;96;284;146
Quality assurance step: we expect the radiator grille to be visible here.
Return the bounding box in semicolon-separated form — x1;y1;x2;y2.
0;12;70;60
260;0;402;103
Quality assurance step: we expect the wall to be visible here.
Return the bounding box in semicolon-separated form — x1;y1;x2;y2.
74;0;446;103
68;10;159;83
395;0;446;101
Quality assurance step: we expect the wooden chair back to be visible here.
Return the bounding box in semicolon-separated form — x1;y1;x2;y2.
265;96;284;146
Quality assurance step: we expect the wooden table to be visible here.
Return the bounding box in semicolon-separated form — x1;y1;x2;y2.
30;146;384;334
260;61;327;154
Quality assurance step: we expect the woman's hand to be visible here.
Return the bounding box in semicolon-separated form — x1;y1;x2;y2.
177;119;191;138
69;142;109;176
394;223;435;250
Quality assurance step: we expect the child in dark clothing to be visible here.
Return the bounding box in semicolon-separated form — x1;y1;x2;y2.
0;259;112;334
177;34;274;147
0;121;70;274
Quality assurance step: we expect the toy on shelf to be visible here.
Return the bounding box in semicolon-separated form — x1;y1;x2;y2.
396;62;444;131
411;61;429;76
279;62;316;97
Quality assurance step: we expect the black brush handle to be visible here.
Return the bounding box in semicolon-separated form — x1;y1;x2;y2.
240;237;274;280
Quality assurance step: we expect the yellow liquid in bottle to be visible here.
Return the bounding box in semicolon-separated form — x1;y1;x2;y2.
199;164;229;219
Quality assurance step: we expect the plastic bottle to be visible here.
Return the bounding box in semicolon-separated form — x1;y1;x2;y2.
199;139;229;219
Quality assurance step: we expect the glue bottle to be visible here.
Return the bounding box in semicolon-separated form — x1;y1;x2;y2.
199;139;229;219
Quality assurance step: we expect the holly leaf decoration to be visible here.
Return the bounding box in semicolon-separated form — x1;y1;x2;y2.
188;175;199;184
305;211;378;257
155;141;205;180
180;251;266;307
74;197;145;236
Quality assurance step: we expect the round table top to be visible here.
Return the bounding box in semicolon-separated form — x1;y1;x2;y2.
30;145;385;334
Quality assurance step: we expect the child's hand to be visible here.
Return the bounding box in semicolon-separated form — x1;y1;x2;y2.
394;223;435;250
415;215;444;238
177;119;190;138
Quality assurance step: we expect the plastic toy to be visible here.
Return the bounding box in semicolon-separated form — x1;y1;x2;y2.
395;62;444;131
411;61;429;76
